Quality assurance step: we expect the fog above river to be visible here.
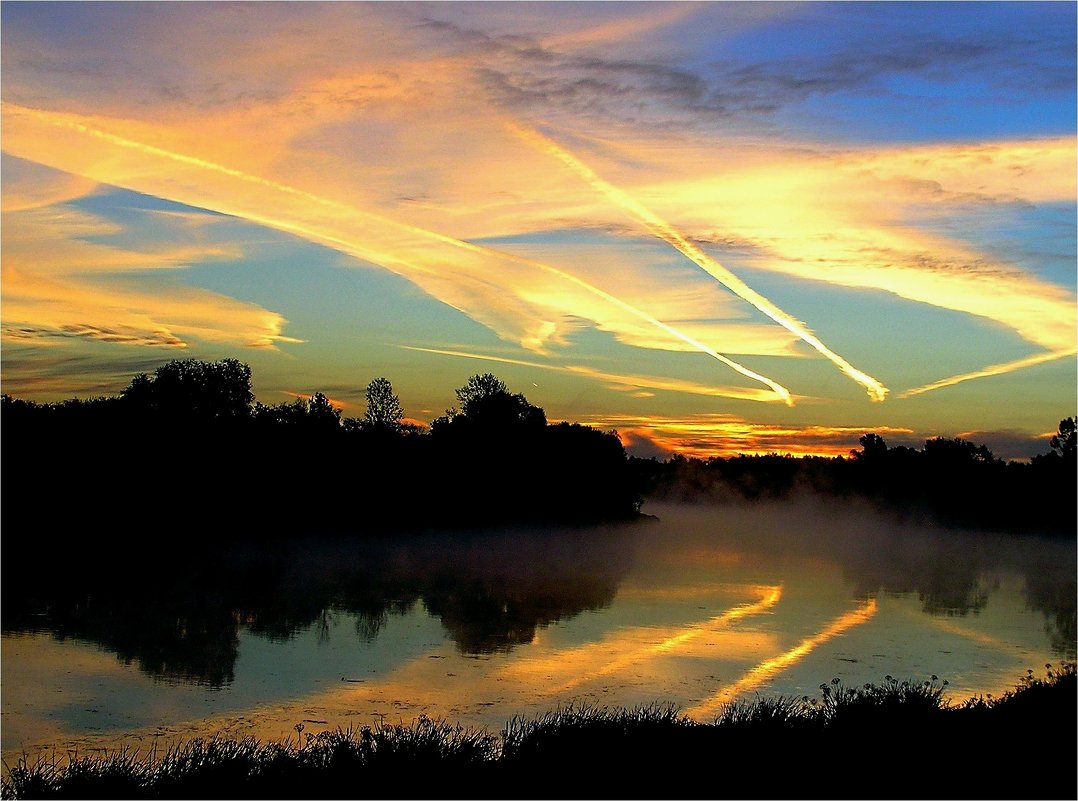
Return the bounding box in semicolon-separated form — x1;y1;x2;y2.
3;497;1073;762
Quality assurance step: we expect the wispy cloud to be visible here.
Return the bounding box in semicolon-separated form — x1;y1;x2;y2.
3;102;799;402
1;165;300;354
508;122;889;401
399;346;788;405
1;2;1072;418
584;413;916;459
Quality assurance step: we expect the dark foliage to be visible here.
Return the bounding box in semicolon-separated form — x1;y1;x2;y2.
1;527;635;685
641;418;1077;536
1;363;642;544
4;666;1073;799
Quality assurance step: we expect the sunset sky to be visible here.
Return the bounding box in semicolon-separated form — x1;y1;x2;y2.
2;1;1075;459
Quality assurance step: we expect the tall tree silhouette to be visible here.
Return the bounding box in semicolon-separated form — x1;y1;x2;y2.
363;378;404;433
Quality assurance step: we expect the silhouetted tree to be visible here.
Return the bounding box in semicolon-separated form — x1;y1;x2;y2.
122;358;253;420
309;391;342;430
853;433;888;461
439;373;546;430
922;436;997;465
363;377;404;432
255;397;310;426
1050;417;1076;459
455;373;508;415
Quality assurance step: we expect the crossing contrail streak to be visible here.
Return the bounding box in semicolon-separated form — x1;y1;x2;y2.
399;346;787;403
900;348;1077;398
4;102;793;405
684;597;878;720
498;585;783;697
508;122;890;402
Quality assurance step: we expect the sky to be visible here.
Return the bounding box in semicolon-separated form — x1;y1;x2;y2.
1;1;1075;460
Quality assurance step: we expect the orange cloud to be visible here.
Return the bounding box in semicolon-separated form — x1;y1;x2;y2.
1;155;98;212
1;191;299;352
586;413;915;459
2;102;801;401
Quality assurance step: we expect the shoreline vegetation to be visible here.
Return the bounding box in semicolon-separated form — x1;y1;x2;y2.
2;359;1075;798
2;357;1075;540
3;665;1074;799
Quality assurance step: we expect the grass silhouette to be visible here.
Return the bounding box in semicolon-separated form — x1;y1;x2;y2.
3;665;1074;799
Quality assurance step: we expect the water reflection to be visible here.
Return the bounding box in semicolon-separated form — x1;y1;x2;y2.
2;501;1074;765
2;524;637;687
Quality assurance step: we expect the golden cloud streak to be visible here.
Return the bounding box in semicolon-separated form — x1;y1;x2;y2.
585;413;914;458
542;4;703;49
399;345;787;404
2;102;794;401
900;348;1078;398
1;158;98;212
507;122;889;402
1;193;298;351
632;138;1077;367
500;585;783;697
684;597;878;720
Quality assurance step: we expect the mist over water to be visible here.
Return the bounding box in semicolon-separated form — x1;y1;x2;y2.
3;499;1073;763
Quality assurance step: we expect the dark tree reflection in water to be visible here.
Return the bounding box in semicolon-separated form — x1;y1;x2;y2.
2;526;637;687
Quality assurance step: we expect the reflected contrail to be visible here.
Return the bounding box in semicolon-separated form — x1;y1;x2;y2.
685;597;878;720
508;122;889;402
504;585;783;696
4;102;792;405
900;348;1077;398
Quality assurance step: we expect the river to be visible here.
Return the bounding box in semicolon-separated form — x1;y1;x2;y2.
2;499;1073;766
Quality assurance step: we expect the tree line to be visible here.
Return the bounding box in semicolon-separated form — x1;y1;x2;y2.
2;356;1073;539
1;358;641;540
635;419;1076;536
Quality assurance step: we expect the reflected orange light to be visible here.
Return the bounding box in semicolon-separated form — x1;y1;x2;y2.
908;610;1009;650
501;585;782;696
686;597;878;720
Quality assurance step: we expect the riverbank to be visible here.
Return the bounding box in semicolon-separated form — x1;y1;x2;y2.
4;665;1073;799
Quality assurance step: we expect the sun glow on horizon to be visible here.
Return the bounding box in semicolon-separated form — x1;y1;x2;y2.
1;2;1074;457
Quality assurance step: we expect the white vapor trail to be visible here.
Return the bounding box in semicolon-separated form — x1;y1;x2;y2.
508;122;889;402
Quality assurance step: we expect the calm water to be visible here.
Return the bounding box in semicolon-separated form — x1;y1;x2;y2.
3;500;1074;764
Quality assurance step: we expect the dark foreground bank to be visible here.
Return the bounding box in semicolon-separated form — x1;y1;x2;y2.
4;665;1074;800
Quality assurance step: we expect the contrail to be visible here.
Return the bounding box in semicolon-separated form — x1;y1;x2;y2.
4;102;793;405
508;122;889;402
900;348;1077;398
684;597;878;721
486;250;794;404
399;346;787;403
